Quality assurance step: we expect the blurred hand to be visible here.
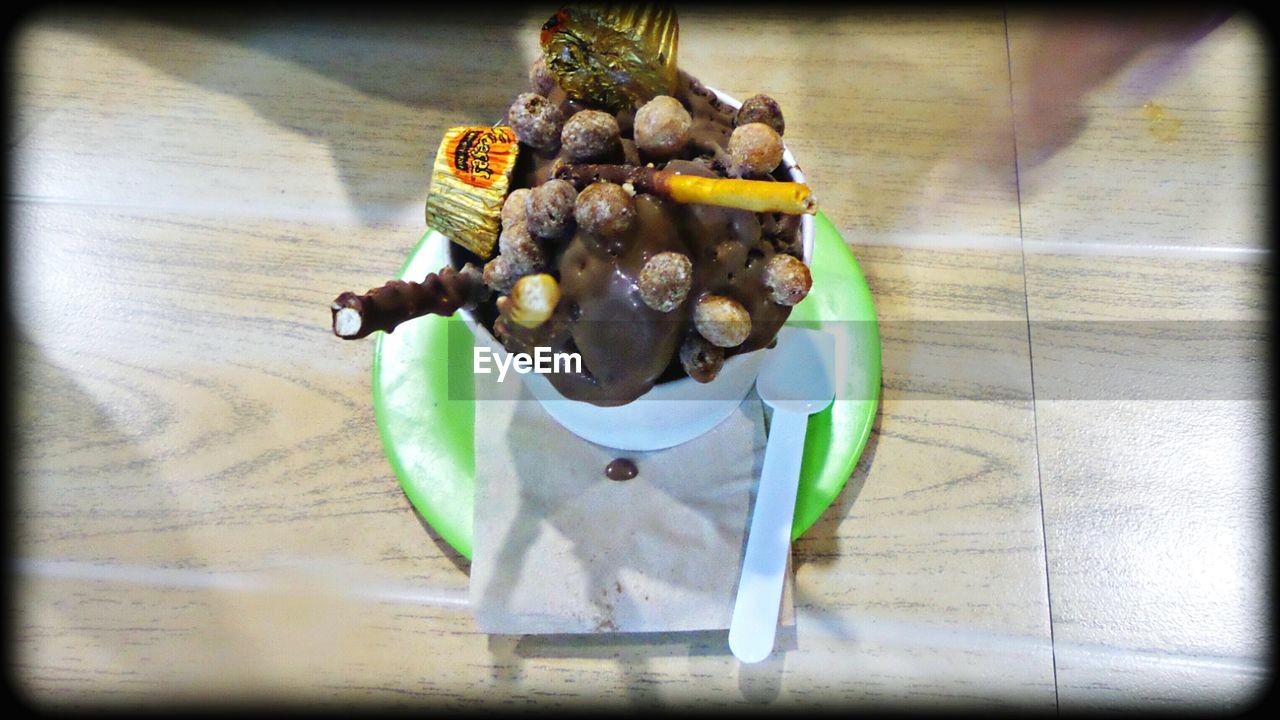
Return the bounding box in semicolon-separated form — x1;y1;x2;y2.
1014;11;1231;166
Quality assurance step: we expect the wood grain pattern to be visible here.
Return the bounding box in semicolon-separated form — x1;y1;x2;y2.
12;203;470;584
8;6;1266;711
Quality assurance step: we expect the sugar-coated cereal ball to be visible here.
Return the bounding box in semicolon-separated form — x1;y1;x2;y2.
694;294;752;348
529;56;557;96
727;122;784;177
501;187;532;230
762;253;812;306
524;178;578;239
574;181;635;238
507;273;560;329
508;92;563;151
735;94;785;136
637;251;692;312
561;110;622;162
483;255;522;295
679;333;725;383
634;95;692;159
497;222;546;272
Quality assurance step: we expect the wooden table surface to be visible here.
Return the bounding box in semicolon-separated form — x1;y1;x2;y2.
9;6;1269;710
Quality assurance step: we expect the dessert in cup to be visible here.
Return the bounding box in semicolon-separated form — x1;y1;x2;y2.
331;4;817;450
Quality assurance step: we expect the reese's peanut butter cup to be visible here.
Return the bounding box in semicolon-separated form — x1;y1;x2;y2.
425;126;520;259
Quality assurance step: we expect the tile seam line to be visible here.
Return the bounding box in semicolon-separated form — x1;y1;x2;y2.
13;558;471;607
17;557;1269;676
1004;11;1060;713
1021;241;1269;261
843;235;1267;261
10;192;1269;261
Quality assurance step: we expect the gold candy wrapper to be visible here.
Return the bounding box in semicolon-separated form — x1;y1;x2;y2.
540;3;679;111
425;126;520;259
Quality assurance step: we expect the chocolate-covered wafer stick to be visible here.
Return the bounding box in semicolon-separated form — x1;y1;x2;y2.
555;163;817;215
331;263;488;340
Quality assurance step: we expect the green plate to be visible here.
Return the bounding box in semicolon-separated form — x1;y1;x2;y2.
373;212;881;560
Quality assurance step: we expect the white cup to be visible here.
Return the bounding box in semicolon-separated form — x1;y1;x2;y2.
454;88;814;451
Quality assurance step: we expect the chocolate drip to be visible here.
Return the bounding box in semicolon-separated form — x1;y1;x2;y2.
605;458;639;481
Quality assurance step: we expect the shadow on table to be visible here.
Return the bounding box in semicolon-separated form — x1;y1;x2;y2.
34;5;535;225
9;333;201;567
412;509;472;575
791;405;879;572
485;624;798;705
8;333;278;695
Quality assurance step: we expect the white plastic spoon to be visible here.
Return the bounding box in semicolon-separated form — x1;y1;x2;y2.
729;326;836;663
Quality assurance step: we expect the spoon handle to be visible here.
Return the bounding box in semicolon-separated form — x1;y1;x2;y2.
729;408;808;664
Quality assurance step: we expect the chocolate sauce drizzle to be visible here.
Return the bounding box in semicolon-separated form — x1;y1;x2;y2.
605;458;639;481
491;71;802;407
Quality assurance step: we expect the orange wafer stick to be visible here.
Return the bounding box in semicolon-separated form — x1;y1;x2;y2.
663;175;816;215
555;164;818;215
